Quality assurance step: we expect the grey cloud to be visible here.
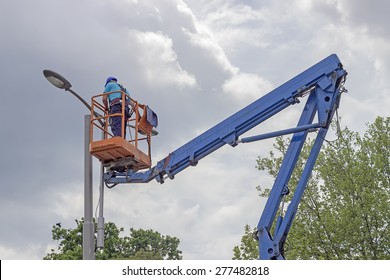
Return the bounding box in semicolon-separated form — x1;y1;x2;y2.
338;0;390;39
0;0;388;260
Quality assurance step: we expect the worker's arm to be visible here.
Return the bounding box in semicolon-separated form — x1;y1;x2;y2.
102;94;109;111
125;89;134;107
103;83;112;111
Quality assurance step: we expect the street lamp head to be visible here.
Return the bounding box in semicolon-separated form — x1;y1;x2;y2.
43;69;72;90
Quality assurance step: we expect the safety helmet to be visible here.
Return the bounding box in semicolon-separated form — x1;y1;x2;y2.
105;76;117;86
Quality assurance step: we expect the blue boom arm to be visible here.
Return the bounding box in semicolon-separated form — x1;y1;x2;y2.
104;54;347;259
255;70;347;259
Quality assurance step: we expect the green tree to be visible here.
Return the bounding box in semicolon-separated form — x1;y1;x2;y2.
233;116;390;259
232;224;258;260
44;219;183;260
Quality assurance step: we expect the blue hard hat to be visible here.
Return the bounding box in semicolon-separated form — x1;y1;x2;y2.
105;76;117;86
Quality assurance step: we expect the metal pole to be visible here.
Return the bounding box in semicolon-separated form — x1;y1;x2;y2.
83;114;95;260
97;131;105;249
96;163;105;249
43;71;99;259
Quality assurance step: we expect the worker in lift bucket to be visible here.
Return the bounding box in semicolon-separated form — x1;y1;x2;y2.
103;76;133;138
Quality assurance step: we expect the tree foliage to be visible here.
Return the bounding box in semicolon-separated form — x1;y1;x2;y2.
44;219;182;260
232;224;258;260
233;116;390;259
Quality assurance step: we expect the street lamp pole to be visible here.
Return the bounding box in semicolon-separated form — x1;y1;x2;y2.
43;70;100;260
44;70;158;258
83;114;94;260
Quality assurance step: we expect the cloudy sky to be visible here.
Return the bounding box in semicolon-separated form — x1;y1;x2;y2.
0;0;389;260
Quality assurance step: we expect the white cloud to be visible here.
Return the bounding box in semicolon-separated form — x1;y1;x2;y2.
0;244;48;260
130;30;197;88
183;26;237;77
223;72;273;103
0;0;389;261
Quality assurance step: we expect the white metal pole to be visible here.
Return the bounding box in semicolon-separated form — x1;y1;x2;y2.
83;114;95;260
96;130;105;249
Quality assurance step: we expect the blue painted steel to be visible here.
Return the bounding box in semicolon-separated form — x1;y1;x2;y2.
257;62;346;259
105;54;346;185
240;123;320;143
257;90;318;259
104;54;347;260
